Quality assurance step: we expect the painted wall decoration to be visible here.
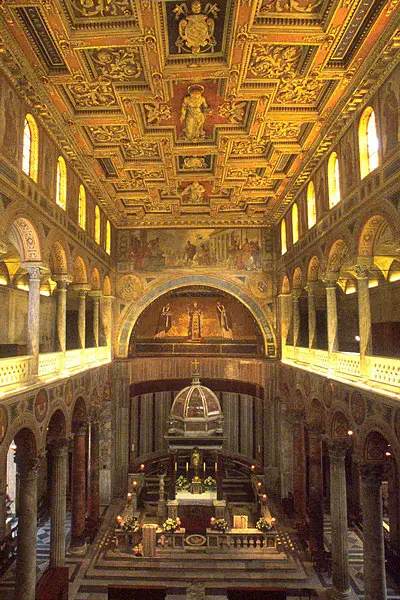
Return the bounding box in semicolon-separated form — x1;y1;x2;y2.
379;63;400;156
117;228;265;271
129;287;264;357
34;389;48;423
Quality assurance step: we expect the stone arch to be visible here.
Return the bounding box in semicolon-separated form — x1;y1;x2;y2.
44;407;67;441
103;275;112;295
358;214;396;258
281;274;291;294
45;230;71;275
293;388;305;411
9;216;42;263
90;267;101;291
73;256;88;284
117;275;277;358
292;266;303;290
329;410;351;440
357;419;400;464
307;398;326;432
71;396;87;430
307;255;321;282
326;239;351;275
0;419;39;484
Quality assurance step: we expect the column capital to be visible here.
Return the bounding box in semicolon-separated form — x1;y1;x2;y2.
323;272;339;288
15;457;40;479
288;408;305;425
71;284;91;295
327;439;350;459
359;462;384;486
54;275;73;289
305;281;319;295
307;422;325;437
292;288;302;300
352;263;370;279
49;438;69;457
88;290;103;299
22;263;47;280
73;422;88;436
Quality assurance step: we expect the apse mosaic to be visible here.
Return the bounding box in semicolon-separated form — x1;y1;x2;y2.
117;228;265;272
129;287;264;357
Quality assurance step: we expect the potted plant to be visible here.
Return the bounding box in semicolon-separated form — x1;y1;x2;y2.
203;476;217;491
175;475;190;491
256;517;272;532
214;518;228;533
163;517;180;533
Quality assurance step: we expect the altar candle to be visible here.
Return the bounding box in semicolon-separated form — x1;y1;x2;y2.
203;461;206;473
215;461;217;472
127;492;132;503
140;463;145;471
186;461;188;473
116;515;122;525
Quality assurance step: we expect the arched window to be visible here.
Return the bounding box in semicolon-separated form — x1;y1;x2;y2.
105;219;111;255
281;219;287;255
78;185;86;230
292;203;299;244
94;205;101;245
359;107;379;179
55;156;67;210
22;114;38;181
328;151;341;208
307;181;316;228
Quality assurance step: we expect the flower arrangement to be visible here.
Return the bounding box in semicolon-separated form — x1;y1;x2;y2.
214;518;228;533
121;516;141;532
163;517;180;532
175;475;190;491
256;517;272;532
203;476;216;491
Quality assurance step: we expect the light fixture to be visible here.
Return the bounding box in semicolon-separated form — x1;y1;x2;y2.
347;430;353;436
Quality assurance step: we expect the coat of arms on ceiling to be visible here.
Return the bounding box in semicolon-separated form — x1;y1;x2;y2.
173;1;219;54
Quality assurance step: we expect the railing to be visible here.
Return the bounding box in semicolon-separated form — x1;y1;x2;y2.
155;528;277;552
0;355;33;390
0;345;111;396
282;345;400;396
365;355;400;388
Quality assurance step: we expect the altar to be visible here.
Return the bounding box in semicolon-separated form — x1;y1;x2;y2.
175;490;216;505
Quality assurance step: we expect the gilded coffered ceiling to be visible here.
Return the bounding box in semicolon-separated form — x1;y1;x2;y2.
0;0;399;228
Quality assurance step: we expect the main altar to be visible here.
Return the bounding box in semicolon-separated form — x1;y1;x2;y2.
121;368;277;553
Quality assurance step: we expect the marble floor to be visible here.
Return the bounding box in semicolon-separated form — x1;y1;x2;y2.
0;502;399;600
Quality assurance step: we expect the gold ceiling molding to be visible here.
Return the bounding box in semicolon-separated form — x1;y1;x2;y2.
0;0;398;227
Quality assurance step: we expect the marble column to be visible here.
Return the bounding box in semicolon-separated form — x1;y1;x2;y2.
26;266;41;373
292;290;301;349
328;440;352;600
290;410;307;519
49;439;68;568
77;289;88;350
88;420;100;529
325;275;339;360
90;292;101;348
14;457;39;600
278;293;292;351
360;463;387;600
54;278;70;352
355;265;372;375
70;424;87;552
307;429;324;555
101;295;115;349
306;282;318;350
168;453;176;501
216;452;223;501
0;486;6;543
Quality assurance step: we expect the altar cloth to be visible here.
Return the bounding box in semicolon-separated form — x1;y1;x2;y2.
176;490;217;505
